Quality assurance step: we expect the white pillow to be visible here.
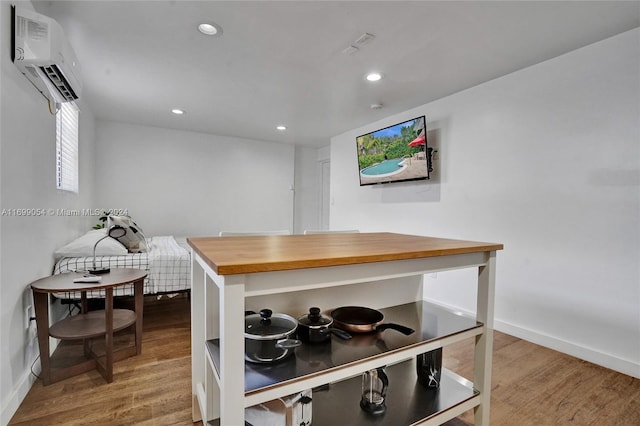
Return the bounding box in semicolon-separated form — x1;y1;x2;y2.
54;229;128;258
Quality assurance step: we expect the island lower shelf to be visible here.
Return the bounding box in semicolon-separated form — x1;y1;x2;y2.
207;360;478;426
204;301;482;409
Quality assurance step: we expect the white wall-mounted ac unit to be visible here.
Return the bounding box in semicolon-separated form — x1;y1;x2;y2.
12;6;82;104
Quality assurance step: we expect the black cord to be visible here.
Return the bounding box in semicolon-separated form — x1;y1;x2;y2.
30;354;42;381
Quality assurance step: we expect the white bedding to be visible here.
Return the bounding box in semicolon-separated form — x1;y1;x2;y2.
52;236;191;298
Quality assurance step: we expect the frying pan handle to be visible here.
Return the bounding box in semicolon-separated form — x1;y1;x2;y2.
375;323;415;335
329;328;352;340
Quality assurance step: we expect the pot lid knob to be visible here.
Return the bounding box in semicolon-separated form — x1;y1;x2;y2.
308;307;321;322
259;308;272;325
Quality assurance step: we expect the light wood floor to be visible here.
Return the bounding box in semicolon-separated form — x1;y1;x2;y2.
9;294;639;425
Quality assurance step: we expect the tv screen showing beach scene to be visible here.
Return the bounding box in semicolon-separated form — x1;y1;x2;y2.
356;115;429;186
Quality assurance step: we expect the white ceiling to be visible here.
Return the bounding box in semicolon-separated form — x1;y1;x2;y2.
35;1;639;147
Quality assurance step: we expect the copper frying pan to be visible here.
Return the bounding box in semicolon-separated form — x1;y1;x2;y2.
330;306;415;335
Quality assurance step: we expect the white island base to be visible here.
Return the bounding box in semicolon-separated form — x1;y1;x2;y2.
188;232;502;426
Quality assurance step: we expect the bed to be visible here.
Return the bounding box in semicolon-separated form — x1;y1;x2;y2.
52;234;191;299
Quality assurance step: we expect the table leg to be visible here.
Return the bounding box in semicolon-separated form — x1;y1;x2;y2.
191;258;206;422
474;251;496;426
81;291;91;358
104;287;114;383
219;275;245;425
32;291;51;385
81;292;88;314
134;279;144;355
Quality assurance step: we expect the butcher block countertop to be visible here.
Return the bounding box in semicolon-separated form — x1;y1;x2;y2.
187;232;503;275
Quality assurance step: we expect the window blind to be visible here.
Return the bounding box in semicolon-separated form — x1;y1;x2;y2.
56;102;79;193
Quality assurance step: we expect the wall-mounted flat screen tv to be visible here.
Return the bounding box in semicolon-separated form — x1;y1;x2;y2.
356;115;429;186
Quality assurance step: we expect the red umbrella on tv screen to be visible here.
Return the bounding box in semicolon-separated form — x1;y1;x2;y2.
408;135;425;147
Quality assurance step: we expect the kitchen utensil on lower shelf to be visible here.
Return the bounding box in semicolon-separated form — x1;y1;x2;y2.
416;347;442;388
330;306;415;335
245;388;312;426
360;367;388;415
297;307;352;343
244;309;302;363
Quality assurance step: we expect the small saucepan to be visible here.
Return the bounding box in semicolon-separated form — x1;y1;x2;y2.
297;307;352;343
331;306;415;335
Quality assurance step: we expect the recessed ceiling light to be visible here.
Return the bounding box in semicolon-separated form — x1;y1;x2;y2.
198;22;222;36
276;125;287;131
171;109;185;115
365;72;383;82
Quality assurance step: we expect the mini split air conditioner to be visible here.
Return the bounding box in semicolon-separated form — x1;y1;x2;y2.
12;6;82;104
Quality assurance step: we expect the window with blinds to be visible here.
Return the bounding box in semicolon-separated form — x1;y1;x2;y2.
56;102;79;193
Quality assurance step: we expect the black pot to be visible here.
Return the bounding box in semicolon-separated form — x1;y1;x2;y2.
245;309;301;363
297;307;352;343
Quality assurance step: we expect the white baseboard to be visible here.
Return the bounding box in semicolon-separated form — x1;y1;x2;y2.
425;299;640;379
495;319;640;379
1;367;38;426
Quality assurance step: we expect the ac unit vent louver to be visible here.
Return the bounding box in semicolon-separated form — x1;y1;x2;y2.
41;65;78;101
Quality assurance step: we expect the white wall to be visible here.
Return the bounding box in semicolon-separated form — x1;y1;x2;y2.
0;2;97;421
94;120;296;237
330;29;639;377
293;145;321;234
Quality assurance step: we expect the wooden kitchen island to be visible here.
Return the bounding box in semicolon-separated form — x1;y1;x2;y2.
188;232;503;425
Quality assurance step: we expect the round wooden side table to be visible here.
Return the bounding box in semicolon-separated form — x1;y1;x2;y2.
30;268;147;385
